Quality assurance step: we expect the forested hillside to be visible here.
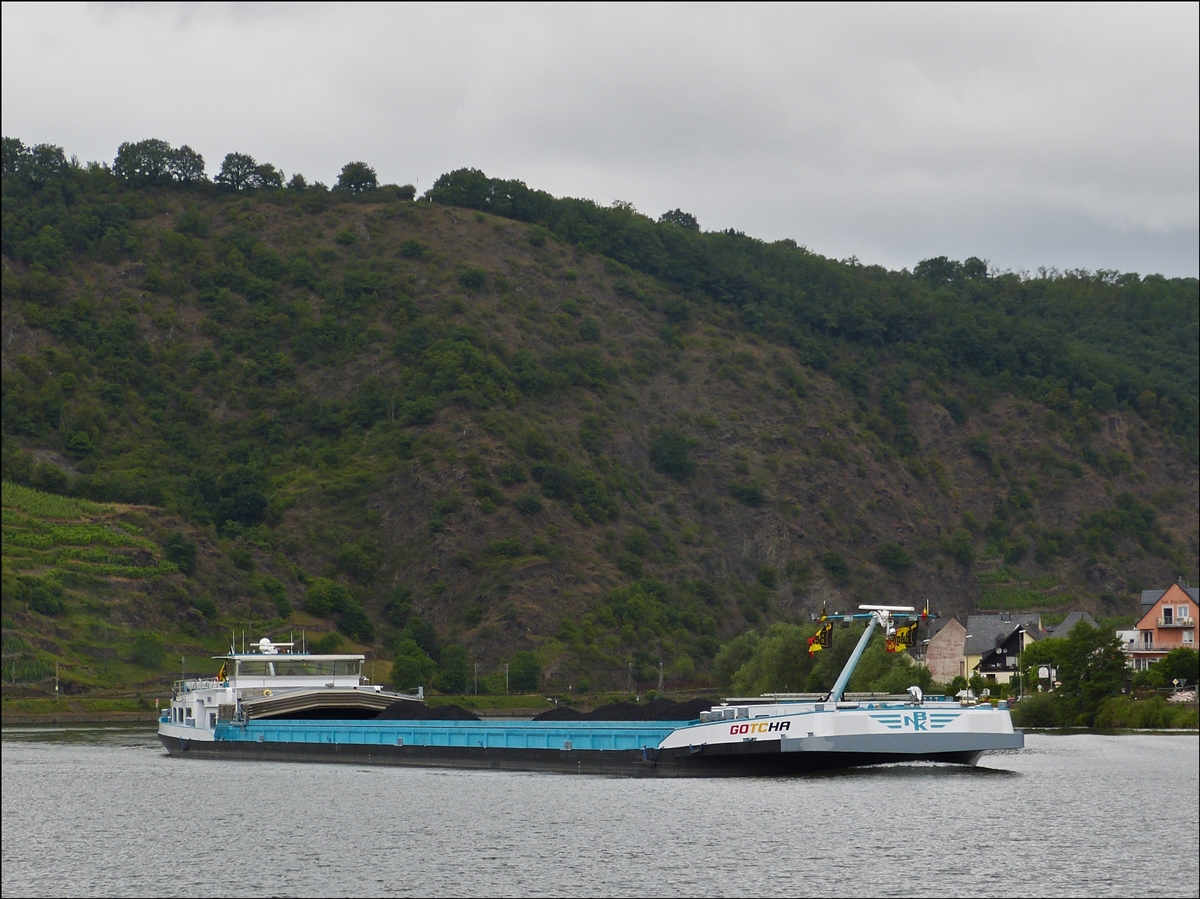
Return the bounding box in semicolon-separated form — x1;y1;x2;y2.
2;138;1197;697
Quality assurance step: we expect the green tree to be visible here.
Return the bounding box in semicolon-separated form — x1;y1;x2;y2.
15;575;64;616
509;650;541;692
166;145;207;183
337;600;376;643
113;139;175;186
216;152;258;190
382;585;413;628
1133;647;1200;691
3;138;69;183
945;528;975;566
336;161;377;193
875;542;913;573
111;139;205;186
649;429;695;481
1055;621;1128;726
310;633;343;654
163;532;197;575
213;466;268;528
728;623;814;694
1157;647;1199;689
729;481;766;506
1018;636;1063;688
435;644;471;693
659;209;700;231
1011;691;1059;727
711;631;761;689
623;527;650;556
303;577;351;618
821;551;850;583
390;637;436;690
253;163;284;190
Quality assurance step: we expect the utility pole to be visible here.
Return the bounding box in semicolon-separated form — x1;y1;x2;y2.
628;662;633;693
658;661;664;693
474;662;479;695
505;663;510;695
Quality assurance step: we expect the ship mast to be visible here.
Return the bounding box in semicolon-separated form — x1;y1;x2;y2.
828;605;914;703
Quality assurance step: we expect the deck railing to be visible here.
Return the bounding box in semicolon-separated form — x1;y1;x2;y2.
173;677;225;694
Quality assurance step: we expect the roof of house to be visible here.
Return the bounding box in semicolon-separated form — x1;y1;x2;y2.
1141;583;1200;616
1048;611;1099;639
926;617;960;639
965;613;1043;656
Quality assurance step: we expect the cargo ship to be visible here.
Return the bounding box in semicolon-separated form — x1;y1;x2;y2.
158;605;1023;776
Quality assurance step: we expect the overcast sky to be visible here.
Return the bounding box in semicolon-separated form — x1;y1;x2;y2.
3;2;1197;277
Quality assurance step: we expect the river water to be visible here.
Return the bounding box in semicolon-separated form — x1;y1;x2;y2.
2;725;1197;898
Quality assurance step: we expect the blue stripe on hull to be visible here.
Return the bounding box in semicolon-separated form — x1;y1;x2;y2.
212;719;687;752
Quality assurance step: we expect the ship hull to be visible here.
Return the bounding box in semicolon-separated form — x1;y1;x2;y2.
158;730;1020;777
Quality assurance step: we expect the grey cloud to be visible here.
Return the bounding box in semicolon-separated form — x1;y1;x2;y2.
3;2;1195;276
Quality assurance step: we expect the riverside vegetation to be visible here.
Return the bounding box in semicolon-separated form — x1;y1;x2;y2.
2;138;1197;714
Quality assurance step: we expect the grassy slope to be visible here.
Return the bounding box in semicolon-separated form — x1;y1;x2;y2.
2;191;1197;699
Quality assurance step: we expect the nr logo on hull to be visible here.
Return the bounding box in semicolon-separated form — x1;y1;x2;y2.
868;710;961;731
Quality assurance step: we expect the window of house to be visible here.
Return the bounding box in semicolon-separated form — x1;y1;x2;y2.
1179;605;1190;620
1184;631;1194;645
1162;607;1174;624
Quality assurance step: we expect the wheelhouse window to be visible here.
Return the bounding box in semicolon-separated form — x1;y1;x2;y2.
236;658;362;678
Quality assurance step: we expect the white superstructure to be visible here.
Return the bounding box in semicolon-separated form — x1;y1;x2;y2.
158;637;414;744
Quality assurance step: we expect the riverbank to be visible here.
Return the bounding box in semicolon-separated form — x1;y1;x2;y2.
2;697;159;725
2;711;159;725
